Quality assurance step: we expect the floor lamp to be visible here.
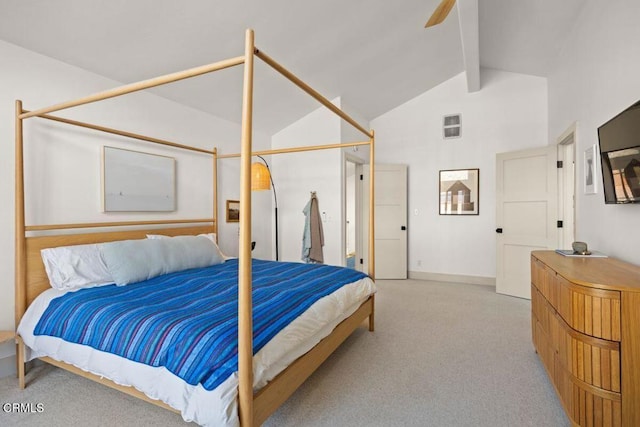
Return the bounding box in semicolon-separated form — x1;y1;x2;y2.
251;155;279;261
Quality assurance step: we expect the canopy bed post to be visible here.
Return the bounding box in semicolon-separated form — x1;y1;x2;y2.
368;130;375;332
213;147;219;239
14;99;26;388
14;100;25;324
238;28;256;427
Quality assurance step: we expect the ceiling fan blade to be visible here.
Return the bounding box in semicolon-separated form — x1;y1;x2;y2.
425;0;456;28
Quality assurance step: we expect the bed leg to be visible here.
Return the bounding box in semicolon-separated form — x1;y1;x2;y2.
16;336;25;389
368;295;375;332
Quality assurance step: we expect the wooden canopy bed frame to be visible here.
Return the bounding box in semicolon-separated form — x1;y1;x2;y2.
14;29;375;426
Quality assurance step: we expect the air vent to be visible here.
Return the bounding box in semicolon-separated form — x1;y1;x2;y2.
443;114;462;139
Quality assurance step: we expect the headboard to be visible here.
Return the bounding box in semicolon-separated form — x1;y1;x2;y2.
18;224;215;322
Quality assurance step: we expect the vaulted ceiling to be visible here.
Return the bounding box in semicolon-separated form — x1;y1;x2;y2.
0;0;585;134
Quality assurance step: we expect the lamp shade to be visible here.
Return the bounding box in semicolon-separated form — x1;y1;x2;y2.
251;162;271;191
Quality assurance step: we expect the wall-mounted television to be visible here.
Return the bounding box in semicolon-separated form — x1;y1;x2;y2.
597;100;640;204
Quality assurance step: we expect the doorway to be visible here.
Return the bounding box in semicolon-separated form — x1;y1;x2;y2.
344;157;361;270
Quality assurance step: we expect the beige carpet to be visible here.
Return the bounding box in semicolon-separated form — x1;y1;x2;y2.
0;279;569;426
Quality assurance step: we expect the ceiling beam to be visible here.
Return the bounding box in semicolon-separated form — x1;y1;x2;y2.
457;0;480;92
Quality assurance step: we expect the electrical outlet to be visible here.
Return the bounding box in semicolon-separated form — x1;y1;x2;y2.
417;260;422;267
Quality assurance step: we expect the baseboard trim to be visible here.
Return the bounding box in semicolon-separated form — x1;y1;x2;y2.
408;271;495;287
0;354;16;379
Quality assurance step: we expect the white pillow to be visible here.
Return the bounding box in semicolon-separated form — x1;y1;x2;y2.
101;236;225;286
146;233;228;258
41;243;114;290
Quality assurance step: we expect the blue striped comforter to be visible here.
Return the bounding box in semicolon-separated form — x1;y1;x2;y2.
34;259;368;390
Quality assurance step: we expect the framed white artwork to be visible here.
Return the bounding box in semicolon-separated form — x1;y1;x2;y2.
102;146;176;212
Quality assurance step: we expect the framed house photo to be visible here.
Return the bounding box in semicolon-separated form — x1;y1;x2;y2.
226;200;240;222
584;144;597;195
439;168;479;215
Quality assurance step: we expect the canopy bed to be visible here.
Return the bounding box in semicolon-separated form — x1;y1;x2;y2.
14;29;376;426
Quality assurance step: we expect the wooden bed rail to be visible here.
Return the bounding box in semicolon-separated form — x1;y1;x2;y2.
217;140;371;159
26;111;215;155
24;218;215;232
254;48;373;139
19;56;245;119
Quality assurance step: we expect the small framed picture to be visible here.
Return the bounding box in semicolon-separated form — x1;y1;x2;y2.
226;200;240;222
584;145;597;195
439;169;479;215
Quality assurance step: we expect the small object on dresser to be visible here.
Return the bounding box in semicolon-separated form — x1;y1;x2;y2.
572;241;590;255
555;248;608;258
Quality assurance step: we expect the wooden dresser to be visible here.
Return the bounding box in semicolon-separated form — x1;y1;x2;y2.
531;250;640;427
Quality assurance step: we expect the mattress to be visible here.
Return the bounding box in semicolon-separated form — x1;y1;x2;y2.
17;269;375;426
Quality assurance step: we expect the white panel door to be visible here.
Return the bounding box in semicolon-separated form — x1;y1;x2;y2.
496;146;558;299
363;164;407;279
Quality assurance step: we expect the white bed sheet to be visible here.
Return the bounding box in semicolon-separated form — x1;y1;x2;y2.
17;276;375;427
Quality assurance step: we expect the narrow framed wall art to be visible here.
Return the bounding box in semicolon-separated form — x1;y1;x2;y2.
584;144;597;195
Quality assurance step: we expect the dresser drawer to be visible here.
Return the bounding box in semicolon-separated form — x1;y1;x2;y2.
555;358;622;427
554;310;621;393
531;257;559;308
556;275;621;341
533;319;555;379
531;284;552;334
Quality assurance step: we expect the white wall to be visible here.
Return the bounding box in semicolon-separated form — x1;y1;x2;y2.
340;100;372;164
271;100;344;265
0;40;270;362
548;0;640;265
371;69;548;279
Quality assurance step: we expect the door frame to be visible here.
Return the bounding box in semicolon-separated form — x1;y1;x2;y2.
556;122;577;249
343;153;364;270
